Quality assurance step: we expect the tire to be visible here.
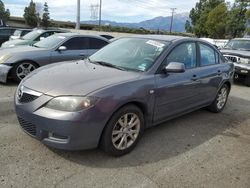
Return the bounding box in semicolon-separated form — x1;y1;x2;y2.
100;105;144;156
208;84;229;113
11;61;38;83
245;76;250;87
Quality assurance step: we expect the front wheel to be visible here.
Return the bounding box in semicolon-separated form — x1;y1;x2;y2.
208;84;229;113
11;61;38;82
100;105;144;156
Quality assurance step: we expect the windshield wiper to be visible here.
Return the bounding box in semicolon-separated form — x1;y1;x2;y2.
87;58;126;71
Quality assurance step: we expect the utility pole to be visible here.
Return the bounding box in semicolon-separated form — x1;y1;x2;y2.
99;0;102;30
169;8;176;34
76;0;80;30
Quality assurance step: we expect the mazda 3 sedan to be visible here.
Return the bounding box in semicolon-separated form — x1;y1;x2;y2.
15;35;234;156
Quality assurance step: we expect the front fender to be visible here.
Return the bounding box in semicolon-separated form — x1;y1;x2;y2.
0;64;12;83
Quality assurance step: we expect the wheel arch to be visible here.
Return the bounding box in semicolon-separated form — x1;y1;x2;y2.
98;100;149;147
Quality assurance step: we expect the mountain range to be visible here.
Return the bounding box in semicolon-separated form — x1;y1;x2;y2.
81;13;190;32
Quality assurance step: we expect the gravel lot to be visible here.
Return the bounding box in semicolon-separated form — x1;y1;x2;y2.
0;82;249;188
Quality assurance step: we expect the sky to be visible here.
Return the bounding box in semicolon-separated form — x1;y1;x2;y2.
3;0;234;23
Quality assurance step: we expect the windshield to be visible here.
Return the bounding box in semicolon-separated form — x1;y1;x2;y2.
89;38;170;72
224;39;250;51
34;35;66;49
22;30;43;40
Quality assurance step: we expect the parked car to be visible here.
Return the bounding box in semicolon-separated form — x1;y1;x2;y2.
0;33;109;83
0;27;17;45
9;29;32;40
15;35;234;156
221;38;250;86
1;29;67;48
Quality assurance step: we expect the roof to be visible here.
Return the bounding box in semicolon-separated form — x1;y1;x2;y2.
129;35;188;42
232;38;250;41
53;32;110;42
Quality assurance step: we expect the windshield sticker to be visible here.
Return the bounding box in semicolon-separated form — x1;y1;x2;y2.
146;40;165;48
37;30;42;34
58;36;66;39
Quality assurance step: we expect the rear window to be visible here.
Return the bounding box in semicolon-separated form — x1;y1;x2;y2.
89;38;108;49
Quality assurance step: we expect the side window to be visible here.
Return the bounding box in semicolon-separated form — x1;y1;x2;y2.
0;29;11;35
63;37;89;50
200;43;216;66
89;38;108;49
165;42;197;69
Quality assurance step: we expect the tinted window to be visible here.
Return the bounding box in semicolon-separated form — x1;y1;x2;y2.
200;44;216;66
63;37;89;50
21;30;31;36
165;42;197;69
0;29;12;35
89;38;108;49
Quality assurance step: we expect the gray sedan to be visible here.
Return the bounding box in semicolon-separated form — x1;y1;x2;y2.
15;35;234;156
0;33;109;82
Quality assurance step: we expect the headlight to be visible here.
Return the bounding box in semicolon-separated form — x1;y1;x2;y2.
45;96;98;112
239;57;250;64
0;53;11;64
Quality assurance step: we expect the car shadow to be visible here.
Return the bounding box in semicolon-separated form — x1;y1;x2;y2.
0;80;18;86
46;95;250;168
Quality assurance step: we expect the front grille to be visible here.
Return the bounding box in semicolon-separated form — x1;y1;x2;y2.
18;117;37;137
19;93;39;104
225;56;238;62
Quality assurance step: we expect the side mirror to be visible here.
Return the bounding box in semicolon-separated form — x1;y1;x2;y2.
163;62;185;73
40;37;45;41
58;46;67;51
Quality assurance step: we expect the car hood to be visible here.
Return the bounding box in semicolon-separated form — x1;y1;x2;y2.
2;39;31;47
22;60;141;96
0;45;46;56
221;49;250;58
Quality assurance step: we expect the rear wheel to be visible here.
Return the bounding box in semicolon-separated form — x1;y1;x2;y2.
208;84;229;113
100;105;144;156
11;61;38;82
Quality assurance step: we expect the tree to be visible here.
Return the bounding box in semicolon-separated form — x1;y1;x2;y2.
23;0;38;27
185;20;193;33
189;0;225;37
41;2;51;28
226;0;248;38
206;3;227;38
0;0;10;23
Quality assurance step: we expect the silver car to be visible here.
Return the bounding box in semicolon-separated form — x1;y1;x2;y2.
0;33;109;82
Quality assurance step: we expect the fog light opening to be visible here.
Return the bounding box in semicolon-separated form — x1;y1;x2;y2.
48;132;68;142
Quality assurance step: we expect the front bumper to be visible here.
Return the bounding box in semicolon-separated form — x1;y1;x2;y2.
0;64;11;83
15;92;109;150
234;63;250;77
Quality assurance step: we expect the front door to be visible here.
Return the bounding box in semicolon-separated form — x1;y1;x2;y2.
154;42;202;123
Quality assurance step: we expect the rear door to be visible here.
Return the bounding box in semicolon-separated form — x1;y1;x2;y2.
197;42;224;103
50;37;89;63
154;42;203;123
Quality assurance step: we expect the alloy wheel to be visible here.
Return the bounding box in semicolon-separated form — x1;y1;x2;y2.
216;87;228;110
112;113;141;150
16;63;36;80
